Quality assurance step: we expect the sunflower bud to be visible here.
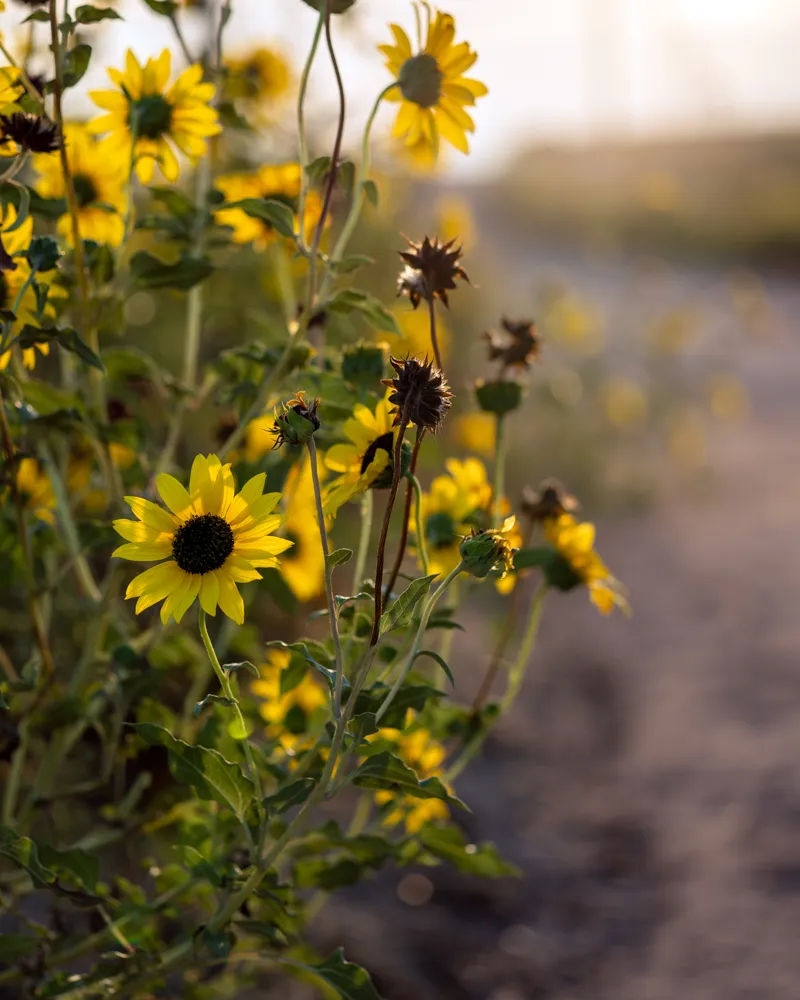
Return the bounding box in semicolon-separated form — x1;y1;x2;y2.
381;355;453;433
0;112;63;153
397;235;469;309
483;317;540;373
459;519;517;580
474;378;524;416
342;342;388;386
270;392;320;449
521;479;579;523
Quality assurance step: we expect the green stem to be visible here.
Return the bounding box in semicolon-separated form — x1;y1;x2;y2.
492;413;506;528
374;561;463;725
198;609;264;838
297;7;326;250
410;472;428;575
307;437;345;716
351;488;373;598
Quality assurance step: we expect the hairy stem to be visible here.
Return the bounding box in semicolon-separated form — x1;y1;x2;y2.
382;427;425;603
427;295;443;371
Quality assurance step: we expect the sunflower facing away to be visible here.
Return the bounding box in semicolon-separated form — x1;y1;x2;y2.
380;8;487;165
34;124;128;247
89;50;220;184
113;454;292;625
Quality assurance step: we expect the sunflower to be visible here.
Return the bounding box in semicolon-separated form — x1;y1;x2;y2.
16;457;55;524
113;454;292;625
278;454;326;604
215;162;322;249
224;47;292;114
380;8;487;163
0;67;23;158
89;50;220;184
322;394;402;516
33;124;127;248
0;204;57;372
411;457;491;579
251;649;327;752
544;513;628;615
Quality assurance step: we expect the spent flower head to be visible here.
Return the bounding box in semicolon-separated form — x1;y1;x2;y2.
381;355;452;433
522;479;580;523
483;317;540;374
0;112;62;153
397;235;469;309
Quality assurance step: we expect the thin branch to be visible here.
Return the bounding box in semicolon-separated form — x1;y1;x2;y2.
382;427;425;604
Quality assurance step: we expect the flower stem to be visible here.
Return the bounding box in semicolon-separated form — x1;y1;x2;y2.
198;609;264;838
297;7;326;250
373;561;463;725
427;295;443;371
382;427;425;603
411;471;429;576
369;403;411;646
351;488;373;597
307;437;345;717
492;413;506;528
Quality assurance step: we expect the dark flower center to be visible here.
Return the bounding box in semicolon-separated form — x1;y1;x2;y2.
129;94;173;140
0;275;7;310
360;431;395;489
172;513;234;575
73;173;98;208
425;511;458;550
283;530;300;561
399;54;443;109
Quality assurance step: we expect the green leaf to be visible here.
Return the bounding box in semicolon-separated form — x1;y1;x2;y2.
149;185;196;222
193;693;235;718
130;251;213;291
17;324;104;371
266;640;337;693
226;198;295;240
38;844;100;892
0;934;39;962
278;655;307;697
2;181;30;233
363;180;379;207
419;825;521;877
353;683;443;729
326;288;402;335
142;0;178;14
263;778;314;816
411;649;455;687
305;155;331;185
352;751;467;809
63;44;92;89
287;949;384;1000
513;545;559;571
379;574;437;636
74;5;123;23
335;254;375;275
327;547;352;571
0;826;55;887
223;660;259;678
22;10;50;22
132;723;254;821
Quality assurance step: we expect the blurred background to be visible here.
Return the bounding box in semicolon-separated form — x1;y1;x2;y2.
7;0;800;996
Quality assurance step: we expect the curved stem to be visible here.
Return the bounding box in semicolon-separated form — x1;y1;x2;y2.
307;437;345;717
382;427;425;603
411;471;429;576
369;404;411;646
351;488;373;597
297;7;325;249
168;13;196;65
427;295;443;371
492;413;506;528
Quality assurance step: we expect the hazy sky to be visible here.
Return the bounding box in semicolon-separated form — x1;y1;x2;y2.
5;0;800;176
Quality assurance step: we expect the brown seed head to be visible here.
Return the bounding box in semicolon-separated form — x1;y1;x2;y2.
397;235;469;309
0;112;63;154
483;317;540;374
521;479;580;523
381;355;453;434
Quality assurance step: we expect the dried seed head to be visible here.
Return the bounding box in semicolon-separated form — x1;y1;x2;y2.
0;113;63;153
381;355;453;434
483;317;540;373
474;378;524;417
397;235;469;309
521;479;580;523
270;391;321;449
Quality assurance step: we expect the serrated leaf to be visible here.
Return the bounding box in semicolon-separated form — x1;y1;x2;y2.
287;948;384;1000
352;751;467;809
227;198;295;240
379;574;437;636
263;778;314;816
17;324;104;371
0;826;55;887
132;722;254;821
411;649;455;687
327;547;352;571
74;5;123;23
193;693;235;718
130;251;213;291
419;825;521;877
63;44;92;89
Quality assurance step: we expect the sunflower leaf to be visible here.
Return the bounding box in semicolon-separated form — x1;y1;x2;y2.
74;5;123;23
193;693;235;718
263;778;315;817
281;948;384;1000
418;825;521;877
299;0;358;13
352;751;468;809
16;324;104;372
223;660;259;678
326;547;353;571
130;251;214;291
141;0;178;15
0;827;56;887
227;198;296;240
326;288;402;336
62;44;92;89
379;574;437;636
131;723;254;822
363;180;379;208
411;649;455;687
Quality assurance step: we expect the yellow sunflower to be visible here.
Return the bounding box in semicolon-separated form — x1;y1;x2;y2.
34;124;128;247
371;717;449;834
0;66;23;158
322;394;399;516
251;649;327;752
411;457;492;578
113;454;292;625
380;8;487;163
89;49;220;184
544;514;628;615
215;162;322;249
279;454;326;604
224;47;292;113
0;204;58;373
16;457;55;524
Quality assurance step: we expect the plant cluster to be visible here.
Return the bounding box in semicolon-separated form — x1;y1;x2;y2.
0;2;627;996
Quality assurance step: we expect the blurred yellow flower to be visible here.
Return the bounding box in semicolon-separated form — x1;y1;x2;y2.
667;406;708;471
436;195;475;247
379;306;451;362
225;47;291;112
544;514;628;615
34;124;127;247
0;66;22;157
252;649;327;751
452;411;495;457
242;413;277;463
279;454;326;604
600;376;648;428
215;162;322;248
380;9;487;163
90;50;220;184
708;374;748;422
372;719;449;834
546;294;604;355
16;457;55;524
